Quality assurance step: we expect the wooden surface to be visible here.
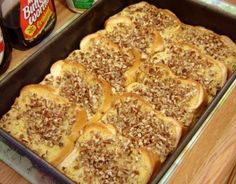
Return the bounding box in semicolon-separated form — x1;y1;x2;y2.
167;82;236;184
1;0;236;184
0;162;30;184
225;0;236;4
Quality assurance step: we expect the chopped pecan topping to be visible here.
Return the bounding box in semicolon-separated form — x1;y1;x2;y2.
70;43;134;92
102;97;177;161
122;3;179;35
131;65;198;126
105;23;155;58
24;93;76;147
180;26;235;63
151;44;220;97
48;70;103;119
1;93;76;147
75;132;140;183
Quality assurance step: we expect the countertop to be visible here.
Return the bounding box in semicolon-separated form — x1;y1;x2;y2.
0;0;236;183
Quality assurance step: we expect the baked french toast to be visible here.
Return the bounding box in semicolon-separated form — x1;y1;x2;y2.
41;60;112;122
176;24;236;73
127;64;205;127
67;33;141;93
115;1;181;39
101;93;182;162
149;42;227;103
0;84;87;166
104;15;163;59
59;122;159;184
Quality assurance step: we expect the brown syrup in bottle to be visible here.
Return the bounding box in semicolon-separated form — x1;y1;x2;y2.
1;0;57;50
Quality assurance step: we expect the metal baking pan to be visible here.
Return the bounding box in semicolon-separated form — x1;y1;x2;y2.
1;0;236;183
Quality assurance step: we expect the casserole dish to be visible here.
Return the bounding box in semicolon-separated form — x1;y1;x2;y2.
0;0;236;183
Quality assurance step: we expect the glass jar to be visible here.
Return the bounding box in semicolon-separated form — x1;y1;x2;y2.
66;0;94;13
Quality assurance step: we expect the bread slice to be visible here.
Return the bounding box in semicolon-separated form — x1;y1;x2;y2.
103;15;163;59
59;122;159;184
0;84;87;166
149;42;227;103
41;60;112;123
100;93;182;162
114;1;181;39
176;24;236;73
67;33;141;93
126;64;205;127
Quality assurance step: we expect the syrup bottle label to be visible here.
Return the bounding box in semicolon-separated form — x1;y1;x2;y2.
20;0;56;42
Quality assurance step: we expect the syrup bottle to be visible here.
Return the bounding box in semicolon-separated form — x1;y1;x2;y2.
0;17;12;75
0;0;57;50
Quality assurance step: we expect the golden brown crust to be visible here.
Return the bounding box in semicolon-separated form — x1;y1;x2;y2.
136;148;160;184
123;49;142;86
120;94;182;145
50;104;87;165
217;59;228;86
105;15;135;29
51;139;74;166
81;122;117;135
180;76;205;110
152;31;165;52
52;99;87;166
21;84;57;97
80;31;121;52
69;107;87;141
143;148;162;179
144;63;205;110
